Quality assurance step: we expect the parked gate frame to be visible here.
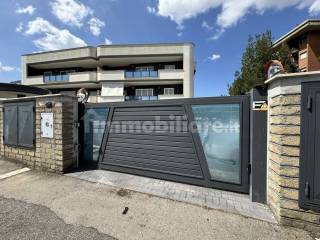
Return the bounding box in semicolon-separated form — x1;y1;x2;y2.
94;96;250;193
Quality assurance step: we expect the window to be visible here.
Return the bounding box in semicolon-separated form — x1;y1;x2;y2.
135;66;154;71
44;72;52;82
300;67;307;72
300;51;307;60
299;36;307;45
3;101;35;148
164;65;175;70
60;71;69;81
135;88;153;96
164;88;174;95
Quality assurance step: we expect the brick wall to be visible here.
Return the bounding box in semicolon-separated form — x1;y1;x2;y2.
0;95;77;173
267;75;320;236
307;31;320;72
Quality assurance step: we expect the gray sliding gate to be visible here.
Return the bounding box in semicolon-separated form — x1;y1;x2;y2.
88;96;251;193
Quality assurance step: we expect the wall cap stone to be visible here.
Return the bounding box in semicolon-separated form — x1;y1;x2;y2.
0;94;77;103
265;71;320;84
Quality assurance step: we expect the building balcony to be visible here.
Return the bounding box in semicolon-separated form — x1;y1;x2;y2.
98;70;125;81
23;47;96;64
158;94;184;100
44;74;69;82
124;96;159;101
158;69;184;79
25;71;97;85
125;70;158;78
69;72;97;82
97;69;184;81
23;75;43;85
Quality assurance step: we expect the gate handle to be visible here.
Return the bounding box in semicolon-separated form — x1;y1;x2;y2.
305;182;310;199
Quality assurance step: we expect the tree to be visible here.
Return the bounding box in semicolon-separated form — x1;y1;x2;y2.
228;31;297;95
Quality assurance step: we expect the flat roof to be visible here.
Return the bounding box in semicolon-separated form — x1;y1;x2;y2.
0;82;49;95
272;19;320;48
0;94;77;103
22;46;95;57
22;42;195;57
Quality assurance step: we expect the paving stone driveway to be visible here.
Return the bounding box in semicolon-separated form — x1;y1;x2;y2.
67;170;275;223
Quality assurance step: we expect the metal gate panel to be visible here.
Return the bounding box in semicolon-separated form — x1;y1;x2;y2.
97;96;250;193
300;82;320;212
101;105;205;181
3;103;18;146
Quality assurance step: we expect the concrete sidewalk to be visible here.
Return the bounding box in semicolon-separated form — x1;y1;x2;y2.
0;159;24;174
0;170;313;240
67;170;275;223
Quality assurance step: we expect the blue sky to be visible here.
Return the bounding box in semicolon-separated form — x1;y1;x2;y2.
0;0;319;96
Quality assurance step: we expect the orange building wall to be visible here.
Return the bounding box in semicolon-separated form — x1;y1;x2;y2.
298;49;308;71
307;31;320;71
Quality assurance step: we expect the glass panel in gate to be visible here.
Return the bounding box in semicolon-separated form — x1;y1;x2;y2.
83;107;109;162
192;104;241;184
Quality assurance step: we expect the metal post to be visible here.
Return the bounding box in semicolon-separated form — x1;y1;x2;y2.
249;86;268;203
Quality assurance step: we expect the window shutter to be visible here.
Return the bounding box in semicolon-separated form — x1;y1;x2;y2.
18;102;35;148
164;88;174;95
3;103;18;146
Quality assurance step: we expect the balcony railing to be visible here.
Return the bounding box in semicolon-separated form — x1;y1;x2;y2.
44;74;69;82
125;96;158;101
125;70;158;78
43;71;97;83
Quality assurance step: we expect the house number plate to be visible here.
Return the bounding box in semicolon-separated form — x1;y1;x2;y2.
41;113;54;138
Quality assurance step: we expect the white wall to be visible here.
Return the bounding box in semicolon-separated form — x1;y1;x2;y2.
183;44;195;98
69;72;97;82
24;76;43;85
101;82;124;97
98;70;125;81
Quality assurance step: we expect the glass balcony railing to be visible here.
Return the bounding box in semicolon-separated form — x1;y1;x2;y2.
125;70;158;78
125;96;158;101
44;74;69;82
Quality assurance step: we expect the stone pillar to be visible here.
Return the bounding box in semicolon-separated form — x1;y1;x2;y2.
0;95;78;173
267;73;320;235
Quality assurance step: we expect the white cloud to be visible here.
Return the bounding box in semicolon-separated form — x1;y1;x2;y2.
202;21;213;30
104;38;112;45
156;0;220;27
50;0;93;27
151;0;320;37
0;62;16;72
211;29;225;40
24;17;86;51
209;54;221;61
88;18;105;36
16;22;23;32
309;0;320;15
147;6;156;14
177;32;182;37
16;5;36;15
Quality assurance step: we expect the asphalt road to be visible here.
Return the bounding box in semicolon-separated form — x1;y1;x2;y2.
0;196;116;240
0;163;315;240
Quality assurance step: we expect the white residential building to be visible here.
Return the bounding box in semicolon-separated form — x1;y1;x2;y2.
21;43;195;102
